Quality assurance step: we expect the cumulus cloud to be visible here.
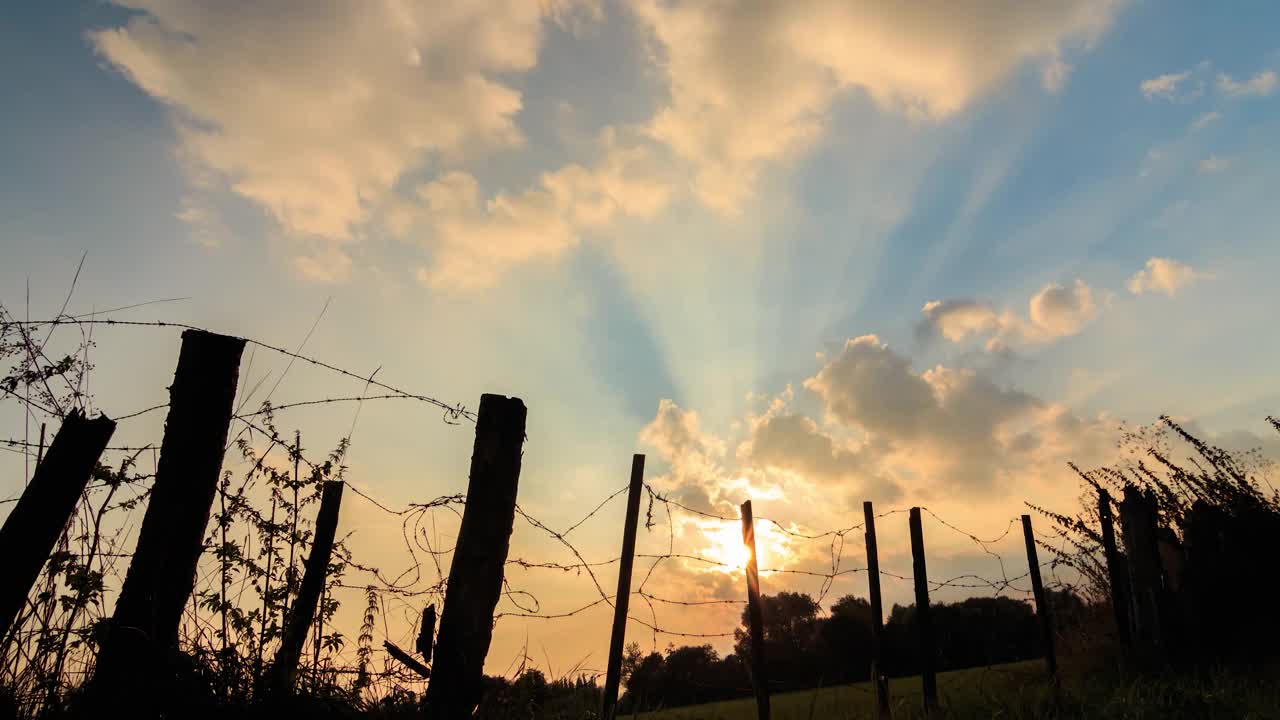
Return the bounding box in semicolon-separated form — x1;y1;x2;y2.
398;132;671;289
1126;257;1208;296
1217;69;1277;97
641;398;727;464
628;0;1118;211
92;0;613;284
918;300;1010;344
736;406;901;499
803;336;939;438
919;279;1100;349
92;2;566;236
638;334;1121;518
800;336;1114;494
1028;279;1098;340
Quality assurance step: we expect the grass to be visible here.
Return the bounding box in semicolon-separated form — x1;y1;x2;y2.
633;661;1048;719
633;660;1280;720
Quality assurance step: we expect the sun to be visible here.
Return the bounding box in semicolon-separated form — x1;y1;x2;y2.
701;521;754;572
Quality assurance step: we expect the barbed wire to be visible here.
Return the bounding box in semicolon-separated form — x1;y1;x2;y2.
12;317;476;424
3;309;1084;710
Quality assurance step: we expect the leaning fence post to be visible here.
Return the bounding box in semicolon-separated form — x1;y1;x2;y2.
266;480;344;694
424;394;526;719
1021;515;1057;677
908;508;937;713
0;410;116;642
601;454;646;720
87;329;245;711
862;501;891;719
1097;489;1130;647
740;500;771;720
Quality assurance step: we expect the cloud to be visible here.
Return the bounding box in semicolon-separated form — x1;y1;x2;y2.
628;0;1118;212
92;0;605;283
918;300;1010;344
1028;279;1098;339
1217;69;1277;97
736;404;902;499
1199;155;1231;174
641;398;727;464
1190;111;1221;130
1140;71;1191;100
175;196;226;250
919;279;1100;348
293;246;354;284
804;336;940;438
637;327;1124;511
801;336;1113;494
1126;257;1208;296
1042;58;1073;94
399;132;672;289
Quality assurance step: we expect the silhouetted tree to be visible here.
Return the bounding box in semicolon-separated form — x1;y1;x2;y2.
733;591;824;689
815;595;875;684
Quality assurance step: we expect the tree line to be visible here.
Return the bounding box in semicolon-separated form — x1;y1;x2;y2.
613;588;1085;714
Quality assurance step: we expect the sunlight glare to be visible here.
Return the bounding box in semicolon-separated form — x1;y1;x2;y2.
702;521;753;571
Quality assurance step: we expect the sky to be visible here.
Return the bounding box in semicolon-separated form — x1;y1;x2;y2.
3;0;1280;679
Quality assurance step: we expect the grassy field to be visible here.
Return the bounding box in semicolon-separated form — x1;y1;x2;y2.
634;660;1280;720
634;661;1049;720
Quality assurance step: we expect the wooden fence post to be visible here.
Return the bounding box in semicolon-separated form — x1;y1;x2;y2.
1020;515;1057;677
601;454;646;720
907;508;937;713
740;500;771;720
1097;489;1130;647
87;329;245;710
424;394;526;719
266;480;344;694
862;501;891;719
0;410;116;642
1118;485;1169;658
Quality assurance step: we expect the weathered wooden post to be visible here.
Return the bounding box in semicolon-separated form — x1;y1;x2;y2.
266;480;344;693
741;500;771;720
424;394;526;719
862;501;891;719
1119;485;1171;659
417;603;437;661
601;454;646;720
0;410;116;641
1097;489;1130;647
87;329;245;710
908;508;937;713
1021;515;1057;677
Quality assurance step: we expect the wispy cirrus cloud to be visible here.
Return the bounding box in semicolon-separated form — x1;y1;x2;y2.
1140;70;1196;101
1190;111;1222;130
1217;69;1277;97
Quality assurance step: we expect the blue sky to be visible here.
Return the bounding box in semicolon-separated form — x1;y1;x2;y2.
3;0;1280;670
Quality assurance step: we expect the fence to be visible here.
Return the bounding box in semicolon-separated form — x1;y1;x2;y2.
0;318;1091;719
